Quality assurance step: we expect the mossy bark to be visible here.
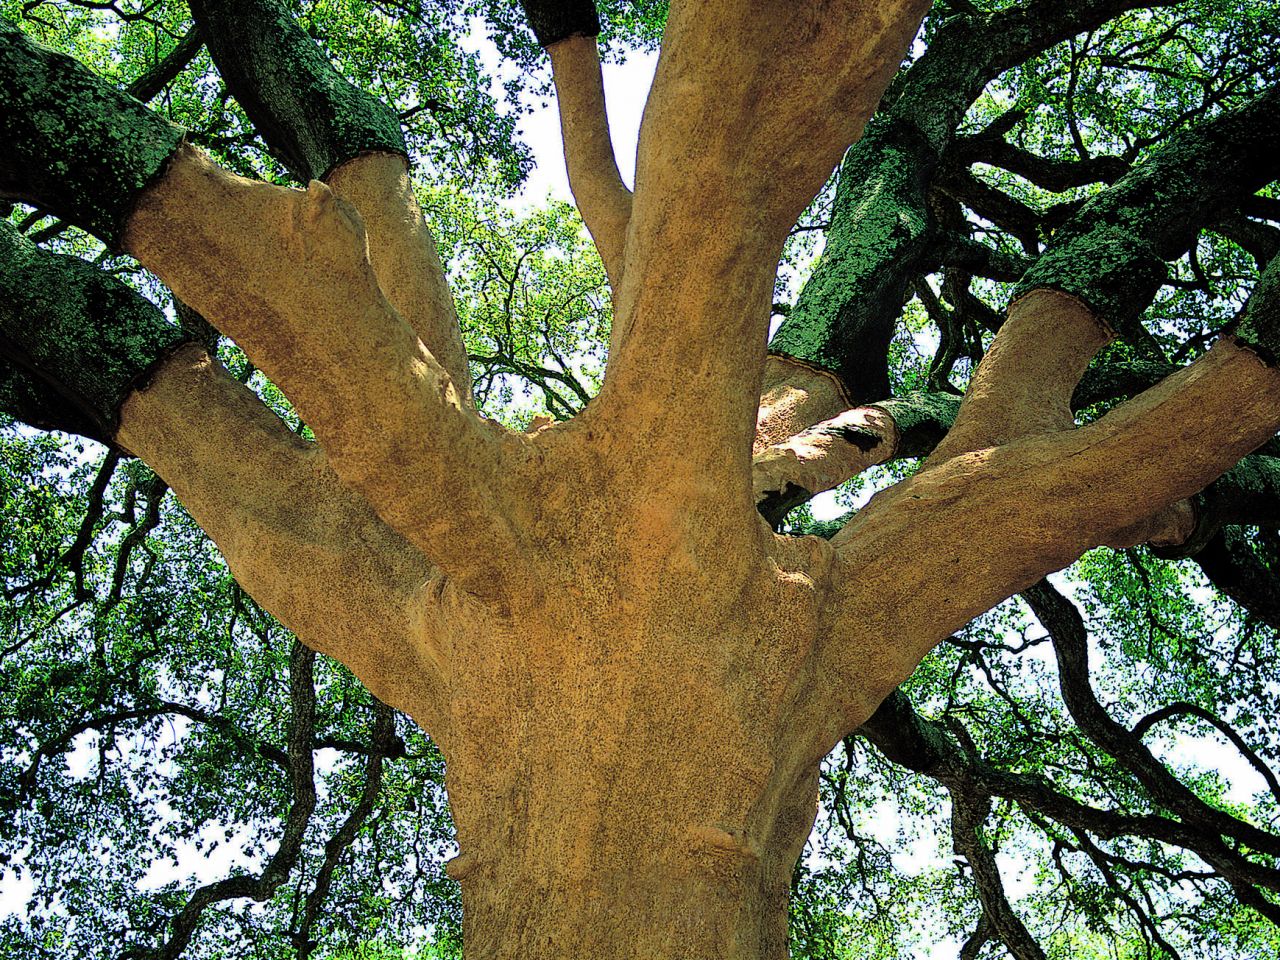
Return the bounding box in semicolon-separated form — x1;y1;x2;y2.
0;19;183;247
188;0;407;182
0;221;188;442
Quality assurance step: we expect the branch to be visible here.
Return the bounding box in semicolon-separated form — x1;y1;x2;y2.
597;0;931;505
859;690;1280;908
546;35;631;291
114;343;448;728
814;267;1280;744
951;135;1130;193
950;792;1049;960
325;153;474;403
753;393;960;521
932;87;1280;465
293;700;395;959
1023;579;1280;858
184;0;475;399
188;0;405;182
765;0;1174;424
126;26;203;103
0;18;184;248
1131;701;1280;808
0;220;187;443
1013;87;1280;337
123;641;317;960
124;145;519;589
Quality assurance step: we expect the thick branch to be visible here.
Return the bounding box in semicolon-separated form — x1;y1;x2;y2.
816;328;1280;748
766;0;1176;410
951;135;1130;193
0;221;187;443
325;153;474;402
188;0;406;182
0;357;108;441
123;146;520;588
753;392;960;519
596;0;931;508
1014;87;1280;335
0;19;184;248
547;35;631;291
115;344;448;732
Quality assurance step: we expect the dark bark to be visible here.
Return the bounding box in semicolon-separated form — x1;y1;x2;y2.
1237;237;1280;361
768;0;1175;401
951;133;1129;193
0;222;189;443
1014;87;1280;336
1193;528;1280;633
1023;580;1280;859
768;115;939;403
126;27;204;103
860;688;1280;905
520;0;601;47
0;358;107;441
124;641;318;960
188;0;407;182
949;792;1048;960
0;19;184;248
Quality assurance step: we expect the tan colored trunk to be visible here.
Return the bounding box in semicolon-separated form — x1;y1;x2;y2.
451;757;814;960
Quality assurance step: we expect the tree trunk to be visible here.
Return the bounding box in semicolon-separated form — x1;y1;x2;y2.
450;751;817;960
437;595;827;960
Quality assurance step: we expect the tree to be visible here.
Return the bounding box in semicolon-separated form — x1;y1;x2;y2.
2;0;1280;957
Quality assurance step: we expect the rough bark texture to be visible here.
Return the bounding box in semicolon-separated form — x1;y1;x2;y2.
0;19;184;247
188;0;406;182
0;220;188;441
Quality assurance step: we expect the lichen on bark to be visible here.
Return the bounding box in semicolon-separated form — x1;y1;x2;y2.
0;19;184;247
0;221;188;441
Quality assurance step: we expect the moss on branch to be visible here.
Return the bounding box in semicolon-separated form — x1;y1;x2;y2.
1015;88;1280;334
0;222;188;443
0;20;185;248
189;0;407;182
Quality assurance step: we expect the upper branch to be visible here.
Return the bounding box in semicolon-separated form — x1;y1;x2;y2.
763;0;1172;439
806;125;1280;748
592;0;931;524
0;19;184;249
518;1;632;288
190;0;474;397
934;86;1280;463
188;0;404;182
0;220;449;728
123;146;520;585
546;35;632;291
116;343;449;732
